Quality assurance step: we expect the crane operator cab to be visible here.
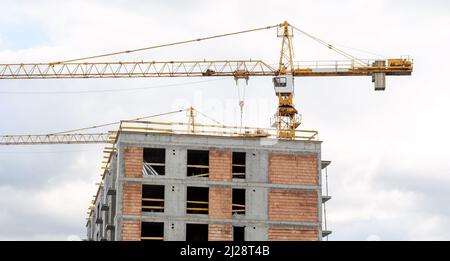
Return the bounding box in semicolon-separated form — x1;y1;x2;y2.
273;76;294;95
271;76;301;136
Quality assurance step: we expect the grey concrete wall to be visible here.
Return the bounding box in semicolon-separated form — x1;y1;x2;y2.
117;132;321;154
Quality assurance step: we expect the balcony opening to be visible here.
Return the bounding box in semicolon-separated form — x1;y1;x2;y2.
186;224;208;241
232;188;246;216
233;226;245;241
232;152;246;179
187;150;209;177
187;187;209;214
109;195;116;225
95;204;103;224
141;222;164;241
143;148;165;176
142;185;164;213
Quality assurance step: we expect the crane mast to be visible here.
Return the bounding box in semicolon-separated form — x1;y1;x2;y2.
273;21;300;139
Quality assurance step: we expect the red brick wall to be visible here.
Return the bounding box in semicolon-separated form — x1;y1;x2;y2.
121;147;143;241
209;224;232;241
269;154;318;185
121;220;141;241
209;187;232;219
208;151;232;241
209;151;232;181
122;183;142;216
124;147;143;178
268;189;318;222
208;151;233;241
269;227;318;241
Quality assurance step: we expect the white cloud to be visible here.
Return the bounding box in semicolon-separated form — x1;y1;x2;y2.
408;216;450;241
366;235;381;241
0;0;449;241
66;235;82;241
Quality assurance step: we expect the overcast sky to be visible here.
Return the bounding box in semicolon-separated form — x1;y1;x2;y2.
0;0;449;241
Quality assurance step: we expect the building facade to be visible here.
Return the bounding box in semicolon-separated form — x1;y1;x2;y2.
86;131;331;241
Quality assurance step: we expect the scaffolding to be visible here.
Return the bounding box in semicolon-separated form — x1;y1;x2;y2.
321;160;332;240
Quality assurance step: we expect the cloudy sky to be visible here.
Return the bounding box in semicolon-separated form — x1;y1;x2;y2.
0;0;449;241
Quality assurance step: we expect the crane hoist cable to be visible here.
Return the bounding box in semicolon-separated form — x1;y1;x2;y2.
236;79;246;130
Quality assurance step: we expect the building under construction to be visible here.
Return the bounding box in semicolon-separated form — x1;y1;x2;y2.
0;20;412;241
85;120;332;241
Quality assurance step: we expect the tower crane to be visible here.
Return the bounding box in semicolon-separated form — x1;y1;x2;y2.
0;21;413;142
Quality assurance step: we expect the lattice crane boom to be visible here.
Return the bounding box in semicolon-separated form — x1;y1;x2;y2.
0;59;412;79
0;133;112;145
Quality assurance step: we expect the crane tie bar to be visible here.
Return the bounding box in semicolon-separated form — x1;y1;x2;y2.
50;24;280;64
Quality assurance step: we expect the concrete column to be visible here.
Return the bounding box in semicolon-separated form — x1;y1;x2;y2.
164;183;186;217
163;147;186;240
245;225;268;241
164;221;186;241
166;147;186;178
246;187;268;220
246;150;269;241
246;150;268;183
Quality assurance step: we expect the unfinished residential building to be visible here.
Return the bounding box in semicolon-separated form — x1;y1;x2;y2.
86;122;331;241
